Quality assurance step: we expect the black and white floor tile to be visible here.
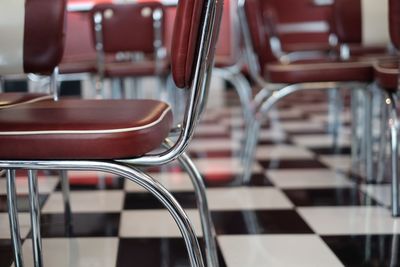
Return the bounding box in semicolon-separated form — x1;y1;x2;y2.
1;89;400;266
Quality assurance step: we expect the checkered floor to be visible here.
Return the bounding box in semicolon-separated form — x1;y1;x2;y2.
1;89;400;267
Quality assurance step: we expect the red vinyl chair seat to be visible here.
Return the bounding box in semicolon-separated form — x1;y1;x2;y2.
374;59;399;92
0;99;173;160
59;60;97;74
0;93;52;109
265;60;374;84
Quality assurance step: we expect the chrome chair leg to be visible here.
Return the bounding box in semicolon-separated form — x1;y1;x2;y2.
377;93;389;183
28;170;43;267
174;148;219;267
388;93;400;217
60;170;72;230
6;169;24;267
330;88;342;151
351;89;361;174
0;160;206;267
364;88;374;182
242;118;261;184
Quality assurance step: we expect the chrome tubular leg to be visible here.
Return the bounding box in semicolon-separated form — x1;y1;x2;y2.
0;77;5;93
331;88;342;151
242;118;261;184
364;89;374;182
351;89;360;174
6;169;24;267
28;170;43;267
172;147;219;267
377;93;389;183
389;93;400;216
60;170;72;225
0;161;206;267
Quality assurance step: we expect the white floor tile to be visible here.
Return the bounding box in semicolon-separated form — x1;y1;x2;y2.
298;206;400;235
193;158;263;175
206;187;293;210
361;184;391;207
119;209;202;237
195;124;228;135
279;121;325;132
16;238;118;267
218;235;344;267
256;145;315;160
0;213;31;239
125;172;194;192
267;169;354;189
292;134;351;148
189;139;240;152
319;155;352;172
0;176;59;195
42;191;124;213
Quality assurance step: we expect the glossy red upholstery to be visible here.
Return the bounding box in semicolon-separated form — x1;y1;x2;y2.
374;59;398;91
333;0;362;44
104;59;169;77
0;93;52;109
0;100;172;159
244;0;276;74
171;0;206;88
266;60;374;84
24;0;67;74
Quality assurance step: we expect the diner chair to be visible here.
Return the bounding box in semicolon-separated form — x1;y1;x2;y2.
90;2;170;100
0;1;223;267
373;0;400;216
238;0;390;183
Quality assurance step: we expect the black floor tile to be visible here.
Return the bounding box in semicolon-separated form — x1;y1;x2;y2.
0;194;48;212
322;235;400;267
211;210;313;235
38;213;120;237
0;239;13;267
55;177;125;191
259;159;328;169
116;238;226;267
283;188;379;206
310;146;351;155
124;192;197;210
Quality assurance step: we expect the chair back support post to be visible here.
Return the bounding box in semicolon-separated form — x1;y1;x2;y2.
153;7;166;75
119;0;223;166
93;12;105;79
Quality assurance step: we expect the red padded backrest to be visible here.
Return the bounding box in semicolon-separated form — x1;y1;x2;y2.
244;0;277;73
390;0;400;49
0;0;67;75
92;2;164;54
171;0;224;89
24;0;67;74
333;0;362;44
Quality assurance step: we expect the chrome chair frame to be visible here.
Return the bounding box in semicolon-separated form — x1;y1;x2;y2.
238;0;369;183
3;0;221;266
93;3;167;99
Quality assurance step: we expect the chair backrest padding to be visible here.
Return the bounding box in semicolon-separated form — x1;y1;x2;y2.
92;2;164;54
389;0;400;49
333;0;389;46
0;0;67;75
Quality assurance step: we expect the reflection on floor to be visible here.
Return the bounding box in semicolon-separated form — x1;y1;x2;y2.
1;89;399;267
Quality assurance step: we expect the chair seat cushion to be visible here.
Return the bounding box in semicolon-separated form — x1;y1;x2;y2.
0;99;173;159
104;59;170;78
265;60;374;84
0;93;52;108
374;59;399;91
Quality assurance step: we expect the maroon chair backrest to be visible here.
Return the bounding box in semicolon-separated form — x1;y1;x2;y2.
244;0;276;74
390;0;400;49
333;0;389;46
91;2;164;54
0;0;67;75
171;0;224;89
